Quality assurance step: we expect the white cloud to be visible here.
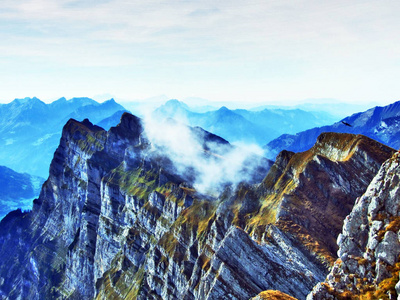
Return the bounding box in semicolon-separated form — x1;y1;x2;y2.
142;114;265;195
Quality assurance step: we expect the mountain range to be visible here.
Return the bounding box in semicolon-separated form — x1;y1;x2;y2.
1;97;400;298
266;100;400;159
0;96;339;221
0;165;44;219
152;99;338;146
0;97;127;178
0;110;397;299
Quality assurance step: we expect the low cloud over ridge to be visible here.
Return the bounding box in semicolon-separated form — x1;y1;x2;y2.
142;114;268;195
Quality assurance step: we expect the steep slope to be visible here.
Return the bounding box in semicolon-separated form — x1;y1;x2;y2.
266;100;400;158
249;133;394;267
308;151;400;299
0;97;126;177
0;114;393;300
0;165;44;219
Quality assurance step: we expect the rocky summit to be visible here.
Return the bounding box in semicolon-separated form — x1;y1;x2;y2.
0;112;395;299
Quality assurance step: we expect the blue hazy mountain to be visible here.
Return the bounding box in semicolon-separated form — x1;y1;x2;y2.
96;110;129;130
266;100;400;158
153;99;337;145
0;165;45;219
251;100;375;119
0;97;126;177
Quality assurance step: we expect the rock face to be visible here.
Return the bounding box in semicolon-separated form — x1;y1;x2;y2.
251;290;298;300
0;113;394;300
256;133;394;267
308;151;400;299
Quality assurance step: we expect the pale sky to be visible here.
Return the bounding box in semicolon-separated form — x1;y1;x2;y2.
0;0;399;105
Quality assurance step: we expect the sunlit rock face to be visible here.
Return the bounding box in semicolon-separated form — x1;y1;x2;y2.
0;112;394;300
255;133;394;268
308;152;400;299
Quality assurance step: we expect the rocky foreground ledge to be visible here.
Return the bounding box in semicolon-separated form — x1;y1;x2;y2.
308;152;400;299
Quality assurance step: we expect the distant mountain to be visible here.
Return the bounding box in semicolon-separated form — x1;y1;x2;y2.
266;100;400;159
233;108;332;135
0;97;127;177
153;99;337;146
96;110;129;130
251;100;375;119
0;165;44;219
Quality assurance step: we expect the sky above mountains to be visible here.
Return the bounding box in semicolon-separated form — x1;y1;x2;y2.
1;0;399;106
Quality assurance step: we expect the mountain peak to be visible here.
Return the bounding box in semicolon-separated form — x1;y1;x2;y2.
313;132;394;162
68;97;97;106
218;106;230;112
108;112;143;142
65;118;104;135
164;99;189;109
13;97;43;105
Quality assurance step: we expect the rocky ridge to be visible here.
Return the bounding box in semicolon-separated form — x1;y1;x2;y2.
307;151;400;299
254;133;394;267
0;113;394;299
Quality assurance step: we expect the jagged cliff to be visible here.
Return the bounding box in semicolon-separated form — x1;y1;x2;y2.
0;113;394;299
308;151;400;299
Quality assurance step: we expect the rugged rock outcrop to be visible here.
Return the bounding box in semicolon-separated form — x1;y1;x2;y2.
308;151;400;299
253;133;394;267
0;112;394;300
251;290;298;300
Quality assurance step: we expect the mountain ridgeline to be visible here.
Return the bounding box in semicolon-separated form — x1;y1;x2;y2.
152;99;337;146
0;97;127;178
266;100;400;159
0;111;395;299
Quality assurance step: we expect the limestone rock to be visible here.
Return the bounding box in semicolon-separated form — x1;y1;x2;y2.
308;152;400;298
